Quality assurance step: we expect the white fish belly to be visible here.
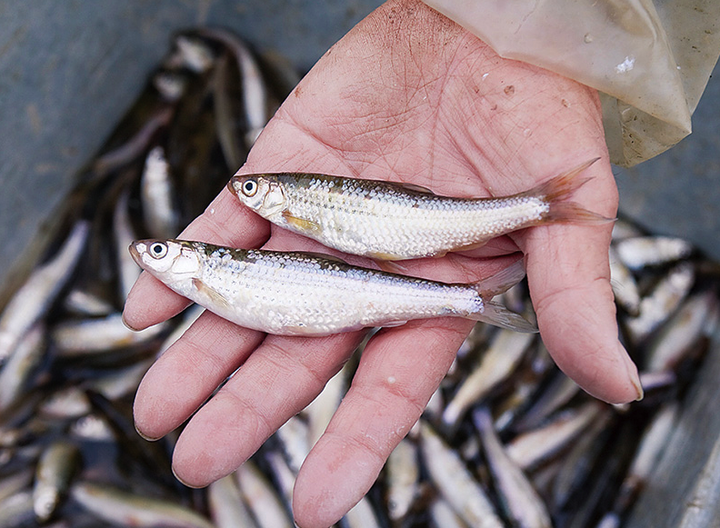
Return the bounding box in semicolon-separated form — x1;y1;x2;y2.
283;190;548;259
197;255;480;335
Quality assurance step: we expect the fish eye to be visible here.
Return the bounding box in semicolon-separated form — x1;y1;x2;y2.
149;242;168;259
242;178;258;197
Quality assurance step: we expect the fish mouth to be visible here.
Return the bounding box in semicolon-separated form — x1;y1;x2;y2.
227;176;239;195
128;241;145;266
227;175;246;196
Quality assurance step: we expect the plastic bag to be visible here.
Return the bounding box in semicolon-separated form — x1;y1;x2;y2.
422;0;720;166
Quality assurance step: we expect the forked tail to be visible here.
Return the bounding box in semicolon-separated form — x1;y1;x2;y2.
527;157;615;226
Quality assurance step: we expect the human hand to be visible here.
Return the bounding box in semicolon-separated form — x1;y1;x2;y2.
124;1;642;526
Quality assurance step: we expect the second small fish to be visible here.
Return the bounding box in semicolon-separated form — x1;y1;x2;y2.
129;240;536;335
228;158;608;261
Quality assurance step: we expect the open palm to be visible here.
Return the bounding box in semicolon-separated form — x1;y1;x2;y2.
124;1;641;526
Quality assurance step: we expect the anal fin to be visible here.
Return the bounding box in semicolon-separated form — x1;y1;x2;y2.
380;320;408;328
449;240;489;254
374;259;409;274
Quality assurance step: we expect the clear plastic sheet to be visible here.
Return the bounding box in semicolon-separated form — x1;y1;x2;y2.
422;0;720;166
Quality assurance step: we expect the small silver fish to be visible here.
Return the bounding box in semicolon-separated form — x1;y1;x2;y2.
275;415;311;474
428;496;469;528
89;358;154;400
208;474;258;528
644;291;717;372
33;441;80;522
69;414;115;442
234;462;293;528
506;402;604;471
141;146;180;240
619;402;678;503
0;491;34;528
39;387;91;420
0;469;33;504
264;451;296;512
511;372;580;434
114;189;141;300
0;221;89;363
473;407;552;528
442;330;535;427
52;313;167;356
92;108;173;177
167;35;215;74
0;323;45;412
615;236;693;270
228;158;608;261
609;245;641;316
195;27;269;148
305;360;350;446
341;496;382;528
551;410;613;511
625;262;695;343
152;70;188;102
419;421;503;528
129;240;536;335
62;288;115;317
385;438;420;522
70;481;215;528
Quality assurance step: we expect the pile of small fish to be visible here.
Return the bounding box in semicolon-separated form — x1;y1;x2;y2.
0;28;718;528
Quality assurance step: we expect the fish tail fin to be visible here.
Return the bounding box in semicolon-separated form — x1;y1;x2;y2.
545;200;614;225
467;260;538;333
529;157;614;226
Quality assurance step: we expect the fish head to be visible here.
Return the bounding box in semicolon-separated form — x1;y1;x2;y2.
129;239;201;279
228;174;286;217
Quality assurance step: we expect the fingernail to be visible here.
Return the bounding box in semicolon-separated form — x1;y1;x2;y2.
121;312;139;331
619;343;644;401
171;466;204;489
135;425;160;442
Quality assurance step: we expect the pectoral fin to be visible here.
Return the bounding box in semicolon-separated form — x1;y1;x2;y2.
282;211;322;234
192;278;231;311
